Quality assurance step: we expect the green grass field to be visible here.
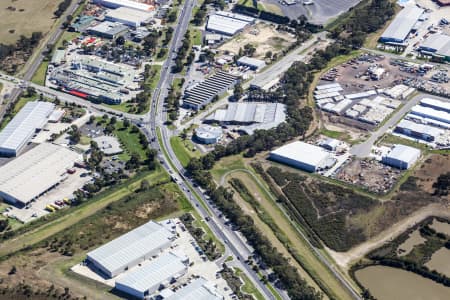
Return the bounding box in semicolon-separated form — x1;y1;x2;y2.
170;136;200;167
31;61;49;85
112;122;148;161
234;268;266;300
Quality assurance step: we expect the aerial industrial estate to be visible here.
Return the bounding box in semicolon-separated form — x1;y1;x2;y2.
0;0;450;299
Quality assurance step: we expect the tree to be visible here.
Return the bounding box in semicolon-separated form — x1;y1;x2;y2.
123;118;130;128
68;125;80;144
140;179;150;191
233;82;244;100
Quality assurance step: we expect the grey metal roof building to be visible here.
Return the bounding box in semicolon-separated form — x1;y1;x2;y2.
419;34;450;61
88;21;129;39
87;221;175;278
270;141;334;173
165;278;223;300
382;144;421;169
0;143;81;206
0;101;54;157
380;5;424;43
395;119;442;142
195;125;223;144
115;252;188;299
93;135;123;155
206;102;286;135
206;12;254;36
237;56;266;71
105;7;153;28
182;71;238;110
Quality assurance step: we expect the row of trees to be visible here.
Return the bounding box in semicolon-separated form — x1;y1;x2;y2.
54;0;72;18
211;187;322;300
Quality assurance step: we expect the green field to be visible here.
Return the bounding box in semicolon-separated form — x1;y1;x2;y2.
113;122;148;161
31;60;49;85
170;136;200;167
0;167;169;257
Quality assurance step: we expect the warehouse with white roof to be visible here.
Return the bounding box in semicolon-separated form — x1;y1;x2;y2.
418;34;450;62
0;101;54;157
270;141;335;172
87;220;175;278
395;119;442;142
93;0;154;11
165;277;223;300
115;252;188;299
206;12;254;36
382;144;421;169
0;143;81;206
105;7;153;28
379;5;424;44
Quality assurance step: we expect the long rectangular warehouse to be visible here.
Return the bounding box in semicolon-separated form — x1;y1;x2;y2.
0;143;81;206
87;220;174;278
270;141;334;172
420;98;450;113
380;5;424;43
0;101;54;157
115;252;188;299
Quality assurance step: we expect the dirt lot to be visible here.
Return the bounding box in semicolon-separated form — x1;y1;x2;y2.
218;22;296;60
411;154;450;196
334;158;402;194
0;0;62;45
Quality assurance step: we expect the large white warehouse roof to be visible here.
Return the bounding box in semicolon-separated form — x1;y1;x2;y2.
0;143;81;206
420;98;450;113
94;0;153;11
166;278;223;300
206;13;252;36
270;141;332;172
0;101;54;156
380;5;424;43
115;252;187;297
105;7;153;27
87;221;174;277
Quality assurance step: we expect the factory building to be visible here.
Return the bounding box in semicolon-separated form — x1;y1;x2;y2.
206;12;254;36
93;135;123;155
105;7;153;28
382;144;420;170
195;125;223;144
410;105;450;125
0;143;81;206
164;277;223;300
182;71;238;110
270;141;334;173
206;102;286;135
0;101;55;157
320;138;340;151
88;21;129;39
379;5;424;44
237;56;266;71
87;221;175;278
420;98;450;114
115;252;188;299
418;34;450;62
395;119;442;142
93;0;154;11
51;49;66;66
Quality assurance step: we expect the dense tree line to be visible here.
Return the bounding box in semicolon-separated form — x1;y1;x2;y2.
54;0;72;18
433;172;450;196
210;187;322;300
172;30;192;73
0;32;43;72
